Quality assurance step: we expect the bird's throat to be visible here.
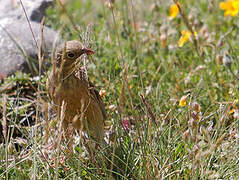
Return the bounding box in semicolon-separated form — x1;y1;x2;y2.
59;63;77;80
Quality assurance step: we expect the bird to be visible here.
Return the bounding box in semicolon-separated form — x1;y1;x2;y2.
46;40;106;146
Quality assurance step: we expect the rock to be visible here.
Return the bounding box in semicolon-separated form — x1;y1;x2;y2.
0;0;60;77
0;20;61;77
30;0;54;23
0;0;53;23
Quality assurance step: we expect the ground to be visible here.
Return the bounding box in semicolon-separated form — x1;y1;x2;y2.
0;0;239;179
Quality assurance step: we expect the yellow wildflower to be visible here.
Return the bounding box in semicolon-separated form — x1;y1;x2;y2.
220;0;239;16
229;108;235;114
169;4;179;19
178;30;197;47
179;95;187;107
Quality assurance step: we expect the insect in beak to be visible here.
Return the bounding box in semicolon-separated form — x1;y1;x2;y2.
82;48;94;55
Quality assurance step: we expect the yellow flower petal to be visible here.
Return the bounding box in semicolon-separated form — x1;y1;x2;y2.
168;4;179;18
179;95;187;107
220;0;239;17
229;108;235;114
178;37;185;47
230;10;238;16
178;30;192;47
220;2;227;10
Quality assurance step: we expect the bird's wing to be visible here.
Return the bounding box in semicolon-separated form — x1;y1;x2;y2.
76;68;107;121
88;80;107;121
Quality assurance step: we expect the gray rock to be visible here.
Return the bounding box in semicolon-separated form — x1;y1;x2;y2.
0;20;61;76
0;0;61;77
30;0;54;23
0;0;53;23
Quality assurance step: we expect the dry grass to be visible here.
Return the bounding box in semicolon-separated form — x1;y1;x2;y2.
0;0;239;179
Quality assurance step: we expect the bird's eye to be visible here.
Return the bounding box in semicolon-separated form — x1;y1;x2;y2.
66;52;75;59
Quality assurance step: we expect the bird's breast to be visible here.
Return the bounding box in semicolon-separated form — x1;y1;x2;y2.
53;75;90;107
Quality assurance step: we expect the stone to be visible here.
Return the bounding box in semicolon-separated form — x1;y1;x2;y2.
0;0;53;23
0;0;60;77
0;20;60;76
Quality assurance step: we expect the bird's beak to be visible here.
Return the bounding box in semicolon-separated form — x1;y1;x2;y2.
82;48;94;55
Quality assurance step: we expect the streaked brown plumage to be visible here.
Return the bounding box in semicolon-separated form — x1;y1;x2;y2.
46;40;106;143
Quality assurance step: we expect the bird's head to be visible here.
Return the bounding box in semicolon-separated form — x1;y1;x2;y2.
55;40;94;69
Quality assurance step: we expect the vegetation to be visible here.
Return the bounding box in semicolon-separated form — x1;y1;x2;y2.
1;0;239;179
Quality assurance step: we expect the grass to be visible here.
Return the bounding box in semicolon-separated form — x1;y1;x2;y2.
1;0;239;179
